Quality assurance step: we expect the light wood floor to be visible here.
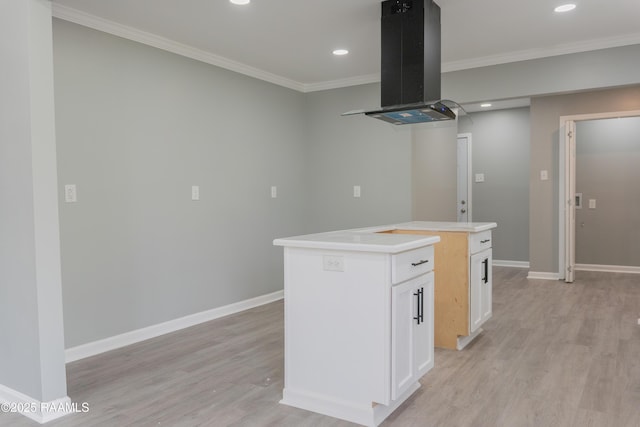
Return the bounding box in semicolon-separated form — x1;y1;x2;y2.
3;267;640;427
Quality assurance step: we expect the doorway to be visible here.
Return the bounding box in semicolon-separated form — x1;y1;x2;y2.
558;109;640;282
457;133;472;222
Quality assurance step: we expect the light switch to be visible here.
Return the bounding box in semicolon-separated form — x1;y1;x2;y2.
271;186;277;198
353;185;361;198
540;170;548;181
475;173;485;183
191;185;200;201
64;184;77;203
589;199;596;209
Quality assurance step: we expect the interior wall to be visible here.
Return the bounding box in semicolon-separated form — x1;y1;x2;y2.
575;116;640;266
443;44;640;104
412;124;459;221
459;107;530;262
53;20;309;348
529;86;640;273
305;83;412;231
0;0;67;402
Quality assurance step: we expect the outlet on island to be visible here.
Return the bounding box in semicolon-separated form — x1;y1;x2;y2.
322;255;344;272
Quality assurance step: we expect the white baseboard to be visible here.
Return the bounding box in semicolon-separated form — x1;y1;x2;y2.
65;289;284;363
493;260;530;268
575;264;640;274
527;271;561;280
0;384;72;424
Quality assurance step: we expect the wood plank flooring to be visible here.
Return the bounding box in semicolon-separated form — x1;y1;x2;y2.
2;267;639;426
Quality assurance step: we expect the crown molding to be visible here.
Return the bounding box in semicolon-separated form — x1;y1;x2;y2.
51;4;306;92
302;73;380;93
51;4;640;92
442;32;640;72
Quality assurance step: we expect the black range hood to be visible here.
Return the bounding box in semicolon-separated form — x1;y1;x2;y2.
345;0;456;125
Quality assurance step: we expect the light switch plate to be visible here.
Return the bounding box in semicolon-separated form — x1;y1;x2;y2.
475;173;485;183
271;186;277;198
589;199;596;209
191;185;200;201
353;185;361;198
64;184;77;203
540;170;549;181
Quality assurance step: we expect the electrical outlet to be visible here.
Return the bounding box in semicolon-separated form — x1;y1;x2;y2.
353;185;361;198
271;186;277;198
589;199;596;209
64;184;77;203
323;255;344;272
191;185;200;201
540;170;548;181
475;173;485;183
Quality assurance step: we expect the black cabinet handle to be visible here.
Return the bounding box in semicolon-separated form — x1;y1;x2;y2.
411;259;429;267
481;239;491;244
413;288;425;325
413;290;421;325
419;287;424;324
482;258;489;284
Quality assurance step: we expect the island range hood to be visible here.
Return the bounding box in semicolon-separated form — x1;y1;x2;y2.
344;0;456;125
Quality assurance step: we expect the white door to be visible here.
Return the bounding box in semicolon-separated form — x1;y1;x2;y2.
564;121;576;283
391;274;434;400
457;134;472;222
469;252;485;333
391;278;417;400
481;250;493;323
414;273;434;378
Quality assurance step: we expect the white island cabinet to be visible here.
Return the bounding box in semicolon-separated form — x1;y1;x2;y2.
371;221;497;350
273;231;440;427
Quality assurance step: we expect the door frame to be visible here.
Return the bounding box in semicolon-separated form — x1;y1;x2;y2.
558;109;640;281
457;133;473;222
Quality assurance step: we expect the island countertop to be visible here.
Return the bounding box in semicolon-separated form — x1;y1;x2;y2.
273;230;440;253
355;221;497;234
273;221;498;253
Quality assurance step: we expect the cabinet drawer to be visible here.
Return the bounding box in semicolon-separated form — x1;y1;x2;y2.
391;245;434;284
469;231;492;254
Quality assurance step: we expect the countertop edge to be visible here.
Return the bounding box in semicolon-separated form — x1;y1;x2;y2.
273;235;440;254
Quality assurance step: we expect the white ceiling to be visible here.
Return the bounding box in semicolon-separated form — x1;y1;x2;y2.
51;0;640;92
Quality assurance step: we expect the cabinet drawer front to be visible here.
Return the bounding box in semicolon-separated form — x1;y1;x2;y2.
392;246;434;284
469;230;492;254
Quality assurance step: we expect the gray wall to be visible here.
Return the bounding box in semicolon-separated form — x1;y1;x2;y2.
529;86;640;273
459;108;530;262
443;44;640;104
412;124;459;221
305;84;412;231
575;116;640;266
0;0;67;402
53;20;309;347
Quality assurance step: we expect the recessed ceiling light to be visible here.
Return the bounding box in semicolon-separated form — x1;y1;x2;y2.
230;0;250;5
480;103;492;108
554;4;576;12
333;49;349;56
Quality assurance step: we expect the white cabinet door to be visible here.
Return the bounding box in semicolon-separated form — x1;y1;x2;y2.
470;249;492;333
481;250;493;323
391;273;434;400
415;274;434;379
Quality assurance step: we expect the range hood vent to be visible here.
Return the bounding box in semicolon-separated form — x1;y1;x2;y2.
344;0;458;125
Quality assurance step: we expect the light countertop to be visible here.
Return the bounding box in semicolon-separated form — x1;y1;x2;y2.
273;230;440;254
273;221;496;253
357;221;497;234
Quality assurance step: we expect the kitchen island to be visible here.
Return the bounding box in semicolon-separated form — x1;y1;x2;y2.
372;222;497;350
274;229;440;426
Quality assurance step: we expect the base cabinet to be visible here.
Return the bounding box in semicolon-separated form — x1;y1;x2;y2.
391;273;434;400
384;229;494;350
279;245;436;427
470;249;492;334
